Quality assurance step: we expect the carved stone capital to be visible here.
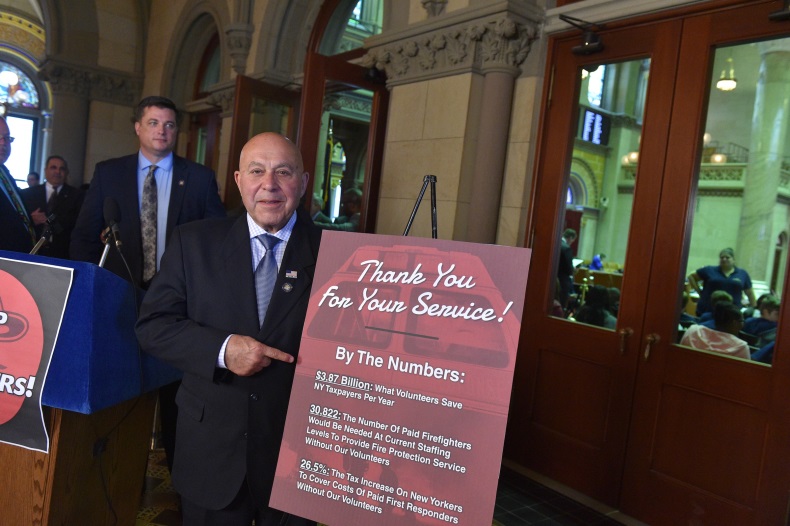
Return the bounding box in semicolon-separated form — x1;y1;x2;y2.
225;22;254;75
323;91;373;118
205;84;237;114
422;0;448;18
362;8;539;86
38;60;92;97
38;59;142;105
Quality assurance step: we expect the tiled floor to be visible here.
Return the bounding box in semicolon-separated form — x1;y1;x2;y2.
136;450;636;526
492;472;627;526
136;449;182;526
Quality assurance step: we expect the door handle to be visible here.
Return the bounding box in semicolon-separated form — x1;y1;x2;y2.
644;333;660;361
618;327;633;355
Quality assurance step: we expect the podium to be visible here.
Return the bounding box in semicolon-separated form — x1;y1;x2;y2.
0;251;181;525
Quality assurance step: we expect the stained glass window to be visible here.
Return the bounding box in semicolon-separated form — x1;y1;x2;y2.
0;62;39;109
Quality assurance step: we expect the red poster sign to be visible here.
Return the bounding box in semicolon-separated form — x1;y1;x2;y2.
271;232;530;525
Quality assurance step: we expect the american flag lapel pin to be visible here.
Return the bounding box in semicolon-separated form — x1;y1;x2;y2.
285;270;298;279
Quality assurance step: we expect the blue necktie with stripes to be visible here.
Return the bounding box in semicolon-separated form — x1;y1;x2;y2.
255;234;281;328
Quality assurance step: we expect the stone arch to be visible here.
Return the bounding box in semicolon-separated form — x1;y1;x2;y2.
160;0;231;106
253;0;321;84
39;0;97;64
569;156;599;208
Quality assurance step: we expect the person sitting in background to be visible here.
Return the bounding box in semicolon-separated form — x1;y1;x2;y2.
698;290;733;328
680;301;750;360
574;284;617;329
315;188;361;232
743;295;779;334
742;293;771;320
679;291;698;326
310;192;331;224
590;253;606;270
742;295;779;348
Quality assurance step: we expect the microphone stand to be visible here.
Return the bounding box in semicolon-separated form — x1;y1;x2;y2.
30;226;52;255
98;225;122;267
402;175;438;238
98;232;112;267
29;214;60;255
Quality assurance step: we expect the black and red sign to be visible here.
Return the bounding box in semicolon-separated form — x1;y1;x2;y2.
0;257;72;452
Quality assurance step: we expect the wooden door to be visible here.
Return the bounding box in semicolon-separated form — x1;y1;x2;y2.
507;1;790;523
505;18;684;506
298;54;389;233
224;75;301;210
621;2;790;524
186;109;221;173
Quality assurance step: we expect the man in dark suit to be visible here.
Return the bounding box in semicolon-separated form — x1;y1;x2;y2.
21;155;84;259
70;96;226;475
0;115;36;253
136;132;320;525
71;96;226;286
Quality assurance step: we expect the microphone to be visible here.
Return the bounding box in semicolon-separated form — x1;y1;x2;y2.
103;197;122;249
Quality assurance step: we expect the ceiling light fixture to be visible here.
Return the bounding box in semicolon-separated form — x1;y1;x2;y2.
716;57;737;92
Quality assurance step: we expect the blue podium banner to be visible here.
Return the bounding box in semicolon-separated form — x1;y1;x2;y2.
0;251;181;452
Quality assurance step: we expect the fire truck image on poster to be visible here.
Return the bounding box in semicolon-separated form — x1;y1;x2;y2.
271;232;531;526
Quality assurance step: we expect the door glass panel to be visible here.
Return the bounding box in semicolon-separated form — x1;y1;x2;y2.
318;0;383;56
311;85;372;232
248;98;291;137
678;37;790;366
224;75;299;210
553;58;650;330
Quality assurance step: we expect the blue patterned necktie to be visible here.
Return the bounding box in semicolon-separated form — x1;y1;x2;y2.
255;234;281;328
141;165;158;283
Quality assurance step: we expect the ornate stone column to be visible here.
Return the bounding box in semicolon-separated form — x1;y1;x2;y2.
736;41;790;280
466;18;530;243
363;2;539;242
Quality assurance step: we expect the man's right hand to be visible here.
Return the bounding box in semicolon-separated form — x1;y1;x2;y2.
224;334;294;376
30;208;47;226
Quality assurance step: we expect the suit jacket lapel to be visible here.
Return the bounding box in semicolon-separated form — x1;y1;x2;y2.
121;155;143;250
166;156;188;243
33;185;46;211
259;210;318;342
222;215;261;335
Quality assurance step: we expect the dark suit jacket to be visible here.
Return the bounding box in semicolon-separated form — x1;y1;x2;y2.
70;154;226;287
0;164;34;253
135;208;322;509
20;183;84;259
